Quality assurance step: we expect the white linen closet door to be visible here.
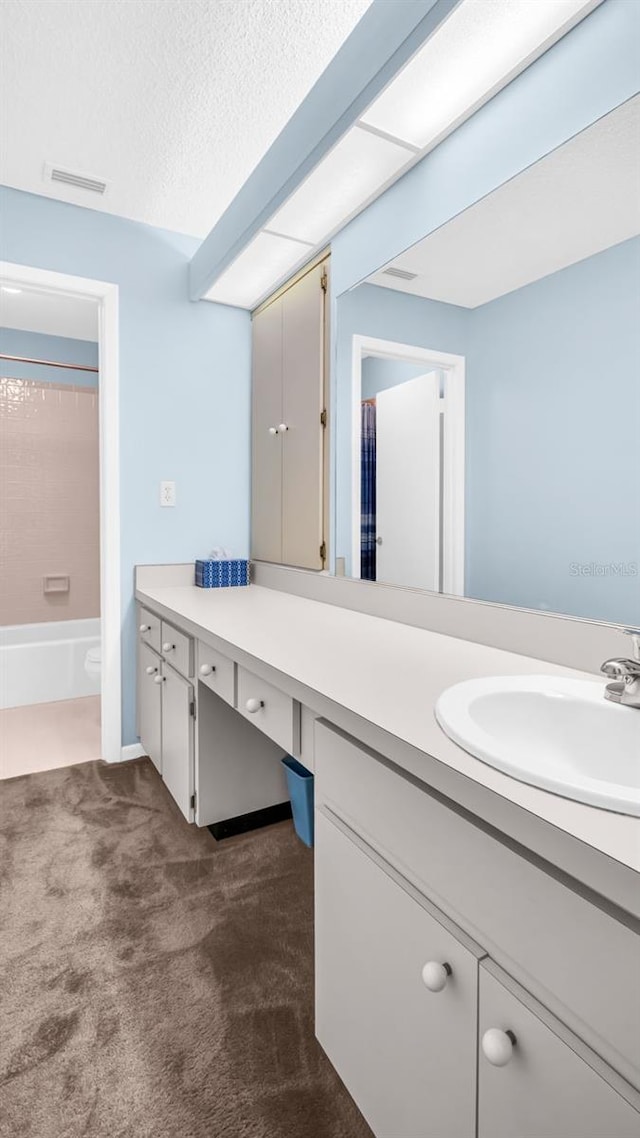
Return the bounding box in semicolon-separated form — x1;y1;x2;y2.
251;295;283;564
281;261;326;570
376;371;440;590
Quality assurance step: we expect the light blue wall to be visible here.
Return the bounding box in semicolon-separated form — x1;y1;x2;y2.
465;237;640;625
0;186;251;745
335;239;640;625
0;327;98;385
335;283;467;567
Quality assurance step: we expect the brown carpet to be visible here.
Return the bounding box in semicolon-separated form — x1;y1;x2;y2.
0;758;372;1138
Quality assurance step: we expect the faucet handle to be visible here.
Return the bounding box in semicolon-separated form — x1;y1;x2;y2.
601;658;632;678
623;629;640;662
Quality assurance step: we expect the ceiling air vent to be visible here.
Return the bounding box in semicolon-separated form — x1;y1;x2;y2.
43;162;108;195
382;266;418;281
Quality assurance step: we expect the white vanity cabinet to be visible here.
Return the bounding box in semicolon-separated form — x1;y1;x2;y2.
314;721;640;1138
315;809;480;1138
478;963;640;1138
136;604;289;829
159;662;195;821
137;640;162;774
136;611;196;820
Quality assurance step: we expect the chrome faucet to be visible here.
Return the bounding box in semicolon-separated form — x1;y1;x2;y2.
601;629;640;708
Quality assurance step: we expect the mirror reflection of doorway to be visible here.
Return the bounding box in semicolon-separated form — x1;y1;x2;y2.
354;337;465;595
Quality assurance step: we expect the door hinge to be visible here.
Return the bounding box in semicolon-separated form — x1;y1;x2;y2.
320;268;328;293
320;541;327;562
189;700;196;719
190;792;196;811
320;408;327;428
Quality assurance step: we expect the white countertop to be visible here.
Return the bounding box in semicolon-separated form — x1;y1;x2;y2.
136;582;640;886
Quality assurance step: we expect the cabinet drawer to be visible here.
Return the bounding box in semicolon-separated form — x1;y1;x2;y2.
478;962;640;1138
237;666;299;754
315;721;640;1088
196;641;235;706
138;606;161;654
160;621;193;679
316;808;478;1138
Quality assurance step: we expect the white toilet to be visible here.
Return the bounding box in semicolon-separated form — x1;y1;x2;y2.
84;644;101;682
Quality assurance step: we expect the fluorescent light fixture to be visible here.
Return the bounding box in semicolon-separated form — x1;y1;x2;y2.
203;0;599;308
268;125;415;245
360;0;600;149
1;286;22;294
204;230;314;309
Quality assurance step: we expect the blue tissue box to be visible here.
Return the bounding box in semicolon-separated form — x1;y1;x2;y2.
195;559;249;588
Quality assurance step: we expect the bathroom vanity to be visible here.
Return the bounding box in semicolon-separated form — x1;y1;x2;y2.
135;564;640;1138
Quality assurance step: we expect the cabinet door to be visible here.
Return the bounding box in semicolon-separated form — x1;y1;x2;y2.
281;261;326;569
251;294;283;563
161;663;194;822
478;964;640;1138
138;642;162;774
315;810;477;1138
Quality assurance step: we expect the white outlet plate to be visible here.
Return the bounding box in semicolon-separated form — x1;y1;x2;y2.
160;480;176;507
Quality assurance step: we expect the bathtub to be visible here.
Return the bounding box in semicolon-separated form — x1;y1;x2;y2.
0;618;100;709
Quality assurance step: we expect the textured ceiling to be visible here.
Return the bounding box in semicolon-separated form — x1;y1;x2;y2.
0;0;371;238
368;96;640;307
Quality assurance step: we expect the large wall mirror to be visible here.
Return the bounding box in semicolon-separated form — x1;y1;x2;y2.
333;96;640;626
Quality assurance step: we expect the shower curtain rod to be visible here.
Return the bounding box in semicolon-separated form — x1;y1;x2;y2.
0;353;99;374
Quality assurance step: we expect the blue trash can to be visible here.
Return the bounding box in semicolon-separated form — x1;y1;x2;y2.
281;757;314;847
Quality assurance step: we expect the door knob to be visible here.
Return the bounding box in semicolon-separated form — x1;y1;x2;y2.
139;623;150;632
482;1028;517;1067
162;642;174;653
245;697;264;713
375;536;383;545
278;423;288;433
199;663;215;676
268;426;278;435
421;961;452;992
145;665;157;675
153;674;165;685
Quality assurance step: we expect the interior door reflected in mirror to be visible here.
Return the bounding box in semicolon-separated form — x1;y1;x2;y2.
357;342;464;596
333;97;640;627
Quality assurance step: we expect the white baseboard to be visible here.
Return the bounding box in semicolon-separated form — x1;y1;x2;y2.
120;743;146;763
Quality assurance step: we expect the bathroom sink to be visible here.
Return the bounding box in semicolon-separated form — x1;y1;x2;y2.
435;676;640;816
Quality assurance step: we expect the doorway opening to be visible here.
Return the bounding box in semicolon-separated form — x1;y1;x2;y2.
351;335;465;594
0;261;121;775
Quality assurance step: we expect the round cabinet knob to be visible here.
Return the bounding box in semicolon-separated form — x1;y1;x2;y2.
139;624;150;633
153;674;165;685
245;697;264;714
145;665;157;675
375;536;383;546
162;642;174;653
199;663;215;676
268;426;278;436
482;1028;516;1067
421;961;452;992
278;423;288;433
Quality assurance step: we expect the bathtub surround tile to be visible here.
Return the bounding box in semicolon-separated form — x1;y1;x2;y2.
0;377;100;627
0;758;372;1138
0;696;101;779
